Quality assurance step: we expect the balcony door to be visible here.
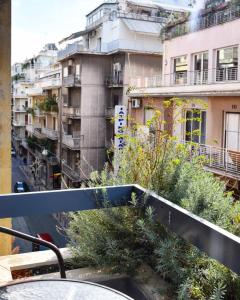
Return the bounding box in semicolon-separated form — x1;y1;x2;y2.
193;52;208;84
216;47;238;81
185;109;206;144
173;55;187;85
225;113;240;151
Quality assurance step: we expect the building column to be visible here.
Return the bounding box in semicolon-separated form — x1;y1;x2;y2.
0;0;12;255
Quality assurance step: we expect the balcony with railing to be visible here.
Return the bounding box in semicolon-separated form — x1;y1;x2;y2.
1;185;240;295
130;75;162;88
42;127;59;140
163;4;240;40
62;133;84;150
62;74;81;88
62;106;81;118
12;120;26;127
12;106;26;113
184;142;240;180
41;77;62;89
62;161;81;182
130;67;240;96
105;74;123;87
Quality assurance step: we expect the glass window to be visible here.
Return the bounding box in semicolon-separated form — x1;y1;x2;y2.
185;110;206;144
173;55;188;85
216;47;238;81
63;67;68;78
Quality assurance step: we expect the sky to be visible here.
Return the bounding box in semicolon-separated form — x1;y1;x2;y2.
12;0;189;64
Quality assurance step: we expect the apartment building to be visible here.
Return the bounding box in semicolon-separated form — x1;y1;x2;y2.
129;0;240;194
58;0;187;187
12;44;62;189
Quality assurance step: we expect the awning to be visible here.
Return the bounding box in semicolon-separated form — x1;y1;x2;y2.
59;24;101;44
122;18;162;35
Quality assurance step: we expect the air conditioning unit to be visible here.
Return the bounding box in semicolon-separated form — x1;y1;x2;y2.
132;99;141;109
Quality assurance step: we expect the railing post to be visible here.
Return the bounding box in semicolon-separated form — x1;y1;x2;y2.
209;146;212;167
225;148;228;172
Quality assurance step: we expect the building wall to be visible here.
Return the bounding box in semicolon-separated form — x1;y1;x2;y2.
163;18;240;82
0;0;12;255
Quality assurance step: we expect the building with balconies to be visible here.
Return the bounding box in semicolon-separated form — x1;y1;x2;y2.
129;0;240;195
58;0;188;187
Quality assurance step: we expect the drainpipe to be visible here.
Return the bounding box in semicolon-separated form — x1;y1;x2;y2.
0;0;12;255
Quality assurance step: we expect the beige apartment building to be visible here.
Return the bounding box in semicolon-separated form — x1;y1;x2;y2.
129;0;240;195
12;44;62;190
58;0;187;187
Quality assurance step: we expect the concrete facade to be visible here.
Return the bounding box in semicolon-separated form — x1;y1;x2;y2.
0;0;12;255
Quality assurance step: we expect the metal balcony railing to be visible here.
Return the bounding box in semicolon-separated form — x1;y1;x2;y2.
117;11;165;23
12;106;26;113
164;4;240;40
12;120;26;127
131;68;239;89
106;74;123;87
42;127;59;140
1;185;240;277
62;74;81;87
171;71;188;85
184;142;240;178
62;107;81;118
130;75;162;88
215;67;238;82
62;134;84;150
62;162;81;182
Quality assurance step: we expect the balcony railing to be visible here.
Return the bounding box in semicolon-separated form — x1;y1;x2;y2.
58;43;83;61
62;74;81;87
62;134;84;150
62;107;81;118
164;4;240;40
42;127;59;140
1;185;240;282
130;75;162;88
62;161;81;182
12;120;25;127
41;78;62;89
184;142;240;178
12;106;26;113
117;11;165;23
26;87;43;96
105;74;123;87
26;124;42;137
131;67;239;89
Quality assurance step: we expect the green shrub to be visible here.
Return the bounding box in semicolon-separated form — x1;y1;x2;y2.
67;98;240;299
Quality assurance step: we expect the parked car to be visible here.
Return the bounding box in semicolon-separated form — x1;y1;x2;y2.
32;233;55;251
11;148;16;157
14;181;29;193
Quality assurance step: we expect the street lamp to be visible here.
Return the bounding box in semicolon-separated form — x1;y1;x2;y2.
42;148;48;189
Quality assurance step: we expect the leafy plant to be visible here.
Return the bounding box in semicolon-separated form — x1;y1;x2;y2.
67;97;240;299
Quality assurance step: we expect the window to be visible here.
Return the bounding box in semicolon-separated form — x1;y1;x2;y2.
173;55;187;85
193;52;208;84
185;109;206;144
216;47;238;81
63;67;68;78
144;108;154;125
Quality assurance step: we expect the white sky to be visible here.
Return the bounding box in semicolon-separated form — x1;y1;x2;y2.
12;0;188;64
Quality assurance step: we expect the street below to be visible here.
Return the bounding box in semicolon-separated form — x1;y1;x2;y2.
11;155;67;253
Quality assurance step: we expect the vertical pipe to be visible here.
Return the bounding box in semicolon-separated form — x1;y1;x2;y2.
0;0;12;255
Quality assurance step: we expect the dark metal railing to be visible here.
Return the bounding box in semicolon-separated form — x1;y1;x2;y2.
164;5;240;40
0;226;66;279
1;185;240;275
